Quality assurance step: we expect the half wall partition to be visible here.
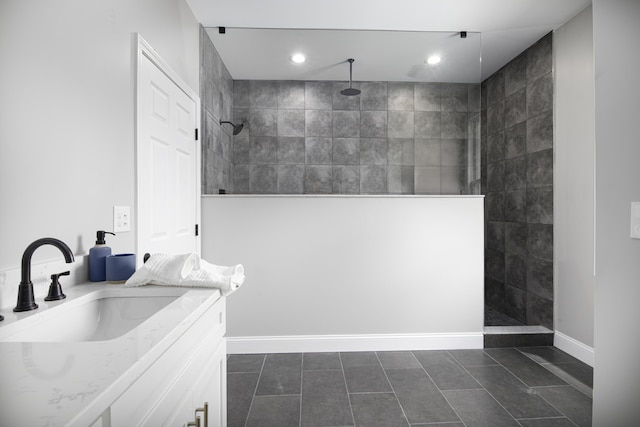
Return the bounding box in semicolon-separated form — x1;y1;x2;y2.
202;194;485;353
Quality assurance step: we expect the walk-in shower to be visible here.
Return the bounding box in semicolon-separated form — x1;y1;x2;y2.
201;27;555;339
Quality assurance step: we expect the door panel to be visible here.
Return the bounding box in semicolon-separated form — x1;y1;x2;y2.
138;52;198;257
151;137;170;239
176;149;191;236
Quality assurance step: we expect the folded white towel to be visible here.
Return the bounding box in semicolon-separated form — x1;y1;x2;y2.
125;253;245;296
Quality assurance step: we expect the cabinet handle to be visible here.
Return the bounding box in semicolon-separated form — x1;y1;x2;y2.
187;416;200;427
195;402;208;427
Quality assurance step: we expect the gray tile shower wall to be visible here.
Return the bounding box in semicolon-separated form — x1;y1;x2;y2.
200;26;234;194
231;80;480;194
481;32;554;329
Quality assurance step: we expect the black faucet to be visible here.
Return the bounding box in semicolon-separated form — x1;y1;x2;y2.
14;238;75;312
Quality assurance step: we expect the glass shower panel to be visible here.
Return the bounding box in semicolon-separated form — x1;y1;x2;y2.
204;28;482;195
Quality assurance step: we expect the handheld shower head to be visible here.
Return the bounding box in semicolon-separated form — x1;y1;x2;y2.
220;120;244;135
340;58;361;96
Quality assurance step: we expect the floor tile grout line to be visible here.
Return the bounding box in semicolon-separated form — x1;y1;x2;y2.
242;353;267;427
516;346;586;366
444;349;491;391
464;359;581;427
515;415;574;421
338;352;357;427
374;351;411;426
302;368;344;372
515;347;554;366
348;391;407;395
408;423;469;426
408;422;469;426
486;348;588;421
514;346;592;390
537;363;594;398
484;348;566;389
531;384;583;390
250;393;302;397
539;361;589;369
534;391;581;427
446;348;499;368
410;350;468;427
376;350;422;371
457;349;531;425
299;354;304;427
433;387;486;392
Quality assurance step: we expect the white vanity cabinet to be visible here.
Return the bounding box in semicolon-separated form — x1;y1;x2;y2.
0;285;227;427
110;296;226;427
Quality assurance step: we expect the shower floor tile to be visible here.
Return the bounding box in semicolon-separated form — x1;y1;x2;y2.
227;346;593;427
485;305;524;326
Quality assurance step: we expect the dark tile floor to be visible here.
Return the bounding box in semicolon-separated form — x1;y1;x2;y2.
227;346;593;427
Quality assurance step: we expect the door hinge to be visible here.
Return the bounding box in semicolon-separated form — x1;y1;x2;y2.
195;128;199;141
195;224;199;236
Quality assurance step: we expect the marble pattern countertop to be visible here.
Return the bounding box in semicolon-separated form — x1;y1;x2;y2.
0;283;221;427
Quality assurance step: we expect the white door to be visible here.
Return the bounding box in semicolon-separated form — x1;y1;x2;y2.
136;36;200;259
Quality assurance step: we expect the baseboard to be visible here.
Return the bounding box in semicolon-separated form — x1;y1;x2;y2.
227;332;484;354
554;331;594;367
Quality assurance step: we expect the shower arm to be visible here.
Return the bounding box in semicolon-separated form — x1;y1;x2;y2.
347;58;354;88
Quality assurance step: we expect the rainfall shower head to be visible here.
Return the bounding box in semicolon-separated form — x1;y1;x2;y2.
340;58;361;96
220;120;244;135
341;87;361;96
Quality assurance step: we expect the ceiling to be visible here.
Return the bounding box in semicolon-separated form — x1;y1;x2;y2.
186;0;591;82
206;28;482;83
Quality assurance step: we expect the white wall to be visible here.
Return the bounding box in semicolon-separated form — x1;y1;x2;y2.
553;6;595;361
593;0;640;425
202;195;484;352
0;1;199;274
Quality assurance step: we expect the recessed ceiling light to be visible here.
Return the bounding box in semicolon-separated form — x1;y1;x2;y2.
426;55;442;65
291;53;306;64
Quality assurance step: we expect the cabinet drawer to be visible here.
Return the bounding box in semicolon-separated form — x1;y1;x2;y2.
111;296;225;426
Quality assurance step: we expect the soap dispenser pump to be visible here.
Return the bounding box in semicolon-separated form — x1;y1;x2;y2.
89;231;115;282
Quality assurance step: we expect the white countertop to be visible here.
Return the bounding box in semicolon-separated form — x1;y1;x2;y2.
0;283;221;427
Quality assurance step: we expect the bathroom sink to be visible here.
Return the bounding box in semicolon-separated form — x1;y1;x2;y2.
0;287;187;342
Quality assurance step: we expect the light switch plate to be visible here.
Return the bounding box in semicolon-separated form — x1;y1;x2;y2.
631;202;640;239
113;205;131;233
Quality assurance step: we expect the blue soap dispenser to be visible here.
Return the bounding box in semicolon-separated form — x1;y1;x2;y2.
89;230;115;282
